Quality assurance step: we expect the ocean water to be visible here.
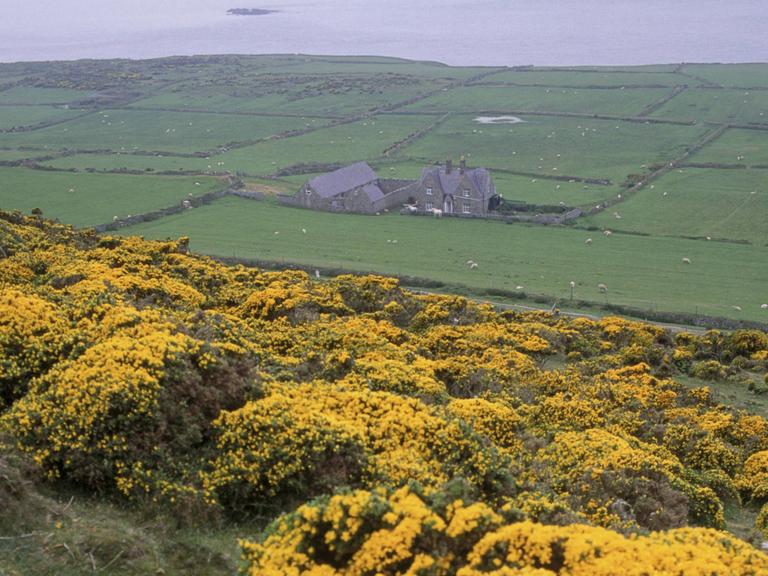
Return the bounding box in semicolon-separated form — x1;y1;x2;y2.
0;0;766;65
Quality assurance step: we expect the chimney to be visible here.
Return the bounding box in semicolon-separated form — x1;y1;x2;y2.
445;158;452;174
460;155;466;174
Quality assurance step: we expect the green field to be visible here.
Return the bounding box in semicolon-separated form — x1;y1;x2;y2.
1;55;767;324
401;85;673;116
394;114;708;189
651;88;768;124
0;168;223;227
0;86;92;104
680;63;768;88
689;128;768;165
477;70;685;87
0;105;81;129
0;109;330;153
585;168;768;244
122;196;768;321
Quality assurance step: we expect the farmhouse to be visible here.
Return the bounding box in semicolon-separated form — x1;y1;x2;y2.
294;158;498;217
412;158;497;217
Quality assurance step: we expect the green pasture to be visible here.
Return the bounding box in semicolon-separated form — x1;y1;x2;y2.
395;114;709;187
584;168;768;245
652;88;768;124
689;128;768;165
681;64;768;88
0;149;50;161
0;105;81;130
401;85;674;116
480;70;685;87
0;167;223;227
121;196;768;322
208;114;438;175
0;109;329;153
129;74;444;117
0;87;93;105
40;152;213;172
255;59;494;79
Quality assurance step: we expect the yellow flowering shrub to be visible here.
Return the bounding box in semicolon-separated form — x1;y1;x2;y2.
737;451;768;501
203;383;512;507
2;211;768;566
242;486;768;576
0;288;71;408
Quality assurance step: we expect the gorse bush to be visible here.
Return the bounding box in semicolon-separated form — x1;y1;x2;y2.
1;210;767;571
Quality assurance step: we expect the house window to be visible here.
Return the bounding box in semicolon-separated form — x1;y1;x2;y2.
462;189;470;197
425;202;434;211
426;187;433;196
462;201;471;214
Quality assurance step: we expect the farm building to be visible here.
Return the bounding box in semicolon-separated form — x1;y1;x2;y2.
292;158;499;217
295;162;416;214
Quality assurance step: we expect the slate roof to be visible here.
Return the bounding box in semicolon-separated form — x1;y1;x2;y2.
307;161;378;198
420;165;494;199
362;183;385;203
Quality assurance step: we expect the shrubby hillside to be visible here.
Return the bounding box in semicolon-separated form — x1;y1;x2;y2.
1;210;768;574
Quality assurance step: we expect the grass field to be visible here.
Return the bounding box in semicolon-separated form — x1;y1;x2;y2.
40;152;214;172
680;63;768;88
584;168;768;245
0;168;223;227
0;109;330;153
1;55;768;325
651;88;768;124
477;70;686;87
394;114;708;188
401;85;674;116
0;86;93;104
122;196;768;321
689;128;768;165
0;105;81;129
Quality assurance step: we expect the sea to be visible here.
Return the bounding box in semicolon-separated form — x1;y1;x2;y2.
0;0;766;66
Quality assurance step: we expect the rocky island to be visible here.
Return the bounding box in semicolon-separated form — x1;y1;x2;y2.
227;8;277;16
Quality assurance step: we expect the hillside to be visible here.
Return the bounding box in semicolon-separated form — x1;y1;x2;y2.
1;210;768;574
0;55;766;323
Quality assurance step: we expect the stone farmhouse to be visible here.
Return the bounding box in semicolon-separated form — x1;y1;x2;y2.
291;158;499;217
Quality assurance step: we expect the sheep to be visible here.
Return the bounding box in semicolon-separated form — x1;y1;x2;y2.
466;260;475;266
614;212;622;219
470;262;479;270
761;304;768;309
112;216;119;222
274;231;280;235
432;208;443;218
682;257;691;264
603;230;612;237
597;283;608;293
392;240;398;244
515;285;524;291
585;238;593;245
182;200;192;209
301;228;307;234
733;305;743;311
